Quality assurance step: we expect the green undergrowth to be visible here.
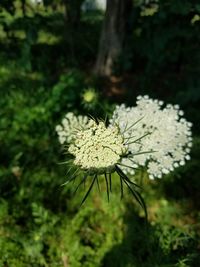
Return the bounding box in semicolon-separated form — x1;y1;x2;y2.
0;64;200;266
0;1;200;265
0;61;200;266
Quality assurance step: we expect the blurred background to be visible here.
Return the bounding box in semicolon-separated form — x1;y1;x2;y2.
0;0;200;266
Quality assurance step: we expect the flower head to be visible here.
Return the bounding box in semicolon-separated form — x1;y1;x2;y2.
111;95;192;179
81;88;98;110
57;114;148;213
68;120;127;174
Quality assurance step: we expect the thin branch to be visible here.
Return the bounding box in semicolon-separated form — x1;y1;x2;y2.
80;174;97;205
74;173;88;195
123;178;148;222
117;162;138;171
125;157;139;167
61;168;79;186
96;175;101;193
121;120;129;134
115;165;141;189
109;173;112;192
126;132;151;145
104;173;109;202
128;150;156;157
57;160;72;165
119;175;124;199
124;117;144;133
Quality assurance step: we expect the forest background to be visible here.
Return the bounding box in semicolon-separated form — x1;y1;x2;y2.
0;0;200;266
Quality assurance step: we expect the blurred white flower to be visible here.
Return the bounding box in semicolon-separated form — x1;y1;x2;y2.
55;112;89;144
111;95;192;179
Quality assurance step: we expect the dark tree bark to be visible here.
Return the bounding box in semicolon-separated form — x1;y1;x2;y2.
63;0;84;63
94;0;133;76
64;0;84;29
21;0;26;16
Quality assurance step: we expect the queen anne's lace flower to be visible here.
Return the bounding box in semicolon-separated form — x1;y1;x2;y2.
68;120;127;173
55;112;89;144
111;95;192;179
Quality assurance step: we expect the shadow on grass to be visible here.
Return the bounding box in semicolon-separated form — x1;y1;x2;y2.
160;137;200;212
102;201;200;267
101;138;200;267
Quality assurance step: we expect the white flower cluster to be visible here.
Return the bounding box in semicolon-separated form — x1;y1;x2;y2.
55;112;89;144
68;120;127;172
111;95;192;179
56;96;192;179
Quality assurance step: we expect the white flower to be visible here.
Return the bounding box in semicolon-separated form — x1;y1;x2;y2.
111;95;192;179
55;112;89;144
68;120;127;173
58;114;148;207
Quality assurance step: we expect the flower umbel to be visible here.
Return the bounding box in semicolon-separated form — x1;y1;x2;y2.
81;88;98;110
55;112;89;144
57;95;192;215
111;95;192;179
68;120;127;173
62;118;147;216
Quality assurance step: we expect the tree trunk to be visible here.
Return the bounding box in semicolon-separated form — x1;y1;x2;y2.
94;0;133;76
64;0;84;29
21;0;26;17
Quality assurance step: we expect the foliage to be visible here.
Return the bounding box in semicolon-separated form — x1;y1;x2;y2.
0;0;200;266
